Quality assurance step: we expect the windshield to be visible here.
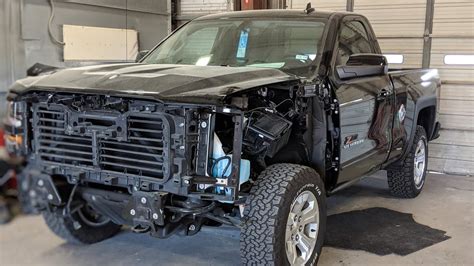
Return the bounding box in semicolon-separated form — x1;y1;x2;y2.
143;18;327;77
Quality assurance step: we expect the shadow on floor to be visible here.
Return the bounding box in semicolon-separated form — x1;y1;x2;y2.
325;207;451;256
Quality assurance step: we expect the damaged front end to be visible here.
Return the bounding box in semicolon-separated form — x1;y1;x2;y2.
9;79;311;237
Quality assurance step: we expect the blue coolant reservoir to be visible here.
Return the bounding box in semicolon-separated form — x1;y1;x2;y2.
212;134;250;186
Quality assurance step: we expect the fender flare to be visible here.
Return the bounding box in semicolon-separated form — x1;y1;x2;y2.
401;95;437;159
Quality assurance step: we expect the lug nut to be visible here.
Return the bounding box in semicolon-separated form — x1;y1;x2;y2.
130;209;136;216
152;213;159;220
47;194;53;201
37;180;44;187
189;224;196;231
141;197;147;204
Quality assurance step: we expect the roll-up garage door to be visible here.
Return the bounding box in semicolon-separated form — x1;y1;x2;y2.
177;0;233;25
288;0;346;11
354;0;426;69
428;0;474;175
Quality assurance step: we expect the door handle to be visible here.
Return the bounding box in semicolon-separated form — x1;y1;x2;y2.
378;89;390;99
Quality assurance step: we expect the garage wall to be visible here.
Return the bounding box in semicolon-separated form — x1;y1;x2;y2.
21;0;170;69
0;0;26;121
428;0;474;175
0;0;171;123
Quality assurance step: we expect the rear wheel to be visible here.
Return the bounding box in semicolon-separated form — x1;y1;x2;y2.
43;203;121;244
388;125;428;198
241;164;326;265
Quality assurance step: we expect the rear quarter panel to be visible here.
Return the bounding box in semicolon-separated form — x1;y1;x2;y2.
387;69;440;164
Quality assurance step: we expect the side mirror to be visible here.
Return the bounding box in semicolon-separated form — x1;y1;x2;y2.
336;54;388;80
135;50;150;62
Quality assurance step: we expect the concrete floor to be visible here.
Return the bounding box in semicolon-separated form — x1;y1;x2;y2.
0;172;473;265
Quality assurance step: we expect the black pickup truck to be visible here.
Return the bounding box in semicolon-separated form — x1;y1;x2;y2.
4;9;440;266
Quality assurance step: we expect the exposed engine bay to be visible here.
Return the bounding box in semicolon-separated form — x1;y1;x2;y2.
7;81;319;237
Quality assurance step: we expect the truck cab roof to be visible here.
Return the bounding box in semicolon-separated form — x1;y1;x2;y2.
195;9;344;21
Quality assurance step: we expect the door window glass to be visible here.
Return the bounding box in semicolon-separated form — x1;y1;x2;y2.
336;21;374;65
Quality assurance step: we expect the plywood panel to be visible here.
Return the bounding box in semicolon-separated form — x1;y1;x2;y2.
63;25;138;61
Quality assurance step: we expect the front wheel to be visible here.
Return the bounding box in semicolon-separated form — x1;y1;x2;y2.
241;164;326;265
42;203;121;244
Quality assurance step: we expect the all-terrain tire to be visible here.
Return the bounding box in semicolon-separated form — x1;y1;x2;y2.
241;163;326;265
42;209;121;244
387;125;428;198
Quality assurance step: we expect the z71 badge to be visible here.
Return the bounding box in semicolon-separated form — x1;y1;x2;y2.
344;134;364;149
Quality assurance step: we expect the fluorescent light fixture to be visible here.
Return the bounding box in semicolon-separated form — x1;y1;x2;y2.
444;55;474;65
384;54;404;64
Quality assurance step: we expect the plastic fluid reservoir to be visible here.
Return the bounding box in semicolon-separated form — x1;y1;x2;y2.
212;133;250;186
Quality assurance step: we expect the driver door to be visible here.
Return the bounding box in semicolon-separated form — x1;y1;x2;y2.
333;18;395;183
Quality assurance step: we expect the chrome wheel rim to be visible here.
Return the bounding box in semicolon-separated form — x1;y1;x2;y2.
414;139;426;189
285;190;319;265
